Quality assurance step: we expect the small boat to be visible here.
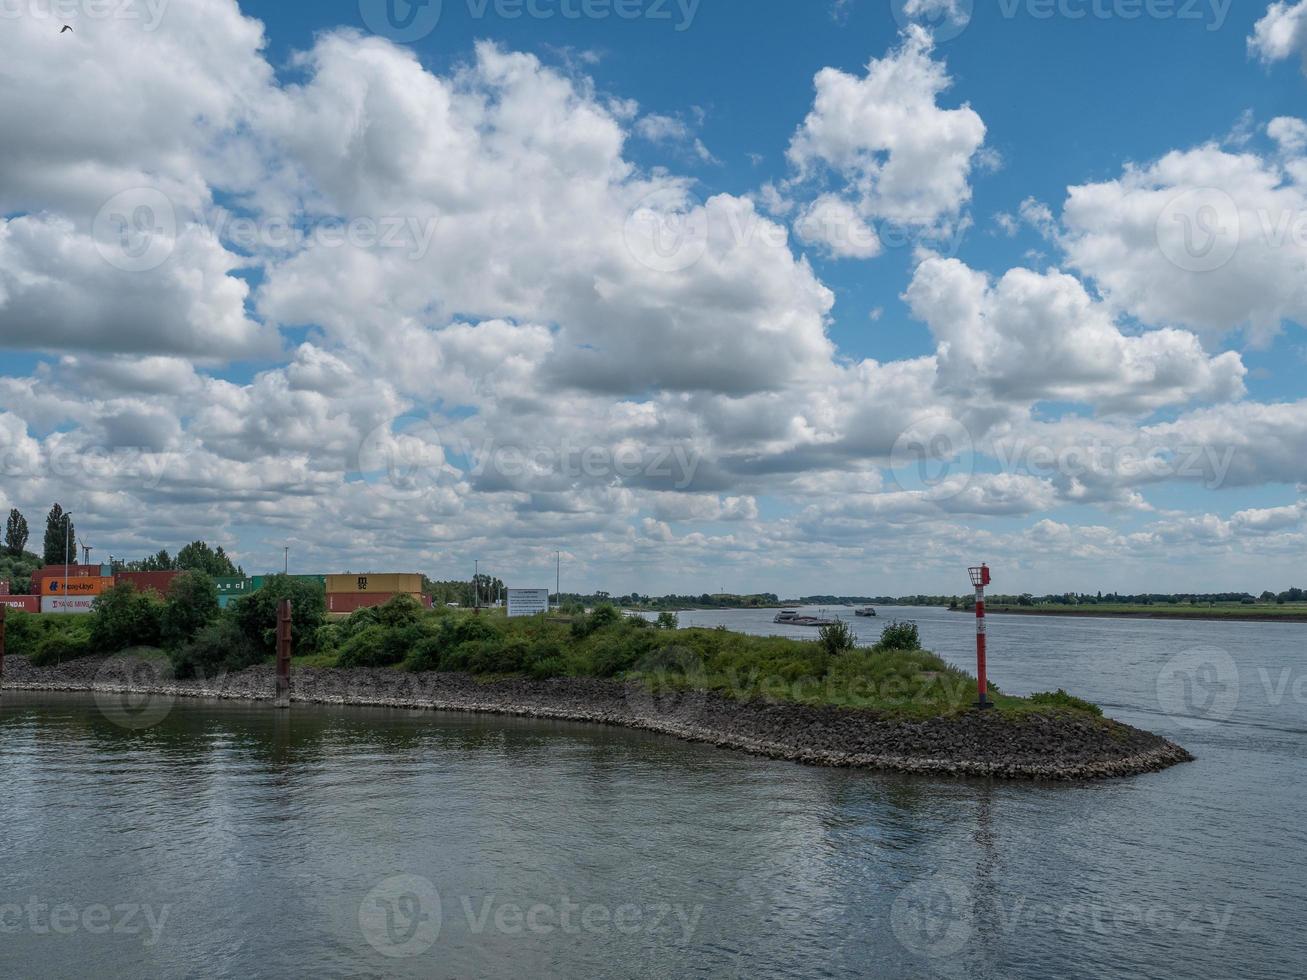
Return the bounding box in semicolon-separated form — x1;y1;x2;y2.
774;610;840;627
854;606;877;617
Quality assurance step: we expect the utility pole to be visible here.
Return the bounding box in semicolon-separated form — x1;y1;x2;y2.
474;559;480;613
556;551;561;610
283;546;289;575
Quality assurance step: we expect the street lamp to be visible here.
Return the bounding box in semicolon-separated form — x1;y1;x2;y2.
63;512;73;603
968;564;992;710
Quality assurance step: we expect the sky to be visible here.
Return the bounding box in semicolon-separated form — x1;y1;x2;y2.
1;0;1306;596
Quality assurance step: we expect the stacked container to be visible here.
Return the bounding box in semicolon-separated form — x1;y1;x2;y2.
325;573;430;613
114;570;181;596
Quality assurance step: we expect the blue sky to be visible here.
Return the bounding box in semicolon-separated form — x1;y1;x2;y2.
1;0;1305;594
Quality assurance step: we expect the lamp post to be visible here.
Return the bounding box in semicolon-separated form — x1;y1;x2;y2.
63;513;72;604
968;564;993;710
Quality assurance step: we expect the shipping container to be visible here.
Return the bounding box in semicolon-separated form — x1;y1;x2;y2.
114;571;181;596
41;596;97;614
214;577;251;595
326;591;430;614
0;579;9;596
326;573;423;595
1;595;40;613
41;576;113;596
250;574;326;591
32;564;103;584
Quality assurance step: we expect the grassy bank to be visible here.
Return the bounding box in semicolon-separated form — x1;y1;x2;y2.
3;598;1105;721
979;603;1307;623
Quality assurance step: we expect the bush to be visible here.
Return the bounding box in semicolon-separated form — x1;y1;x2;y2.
571;603;620;639
29;627;93;666
230;574;326;657
160;571;220;648
876;620;921;652
818;620;857;656
336;625;390;669
655;611;679;631
171;615;263;679
90;583;163;653
374;594;423;629
1029;689;1103;716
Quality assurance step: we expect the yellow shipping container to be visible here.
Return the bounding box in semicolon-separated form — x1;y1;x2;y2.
326;573;423;595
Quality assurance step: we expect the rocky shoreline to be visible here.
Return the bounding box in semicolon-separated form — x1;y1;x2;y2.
2;655;1193;781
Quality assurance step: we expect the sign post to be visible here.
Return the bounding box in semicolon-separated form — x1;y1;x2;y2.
968;564;993;710
275;599;292;709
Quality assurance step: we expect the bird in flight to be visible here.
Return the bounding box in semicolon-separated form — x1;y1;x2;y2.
60;24;72;33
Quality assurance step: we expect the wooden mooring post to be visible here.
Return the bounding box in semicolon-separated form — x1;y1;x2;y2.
275;598;292;709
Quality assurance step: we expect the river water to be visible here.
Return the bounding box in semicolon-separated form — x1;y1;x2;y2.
1;607;1304;978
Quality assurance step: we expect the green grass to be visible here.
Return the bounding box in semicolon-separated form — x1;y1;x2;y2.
299;605;1104;720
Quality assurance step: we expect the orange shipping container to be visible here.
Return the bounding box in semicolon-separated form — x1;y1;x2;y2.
41;576;112;596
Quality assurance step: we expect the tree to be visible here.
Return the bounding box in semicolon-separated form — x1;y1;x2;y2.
175;541;242;578
161;571;221;648
5;509;28;556
231;574;326;658
43;503;75;566
90;583;163;653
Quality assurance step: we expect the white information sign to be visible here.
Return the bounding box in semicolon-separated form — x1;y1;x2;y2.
506;589;551;618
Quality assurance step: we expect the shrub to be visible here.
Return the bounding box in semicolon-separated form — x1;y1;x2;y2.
29;627;92;666
336;626;390;669
374;594;423;629
876;620;921;652
160;571;220;648
655;611;679;631
572;604;620;638
90;583;163;653
1029;689;1103;716
818;620;857;656
170;615;263;679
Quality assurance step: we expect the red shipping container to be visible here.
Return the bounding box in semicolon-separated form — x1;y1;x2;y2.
114;571;182;596
0;595;40;613
0;579;9;595
327;592;428;614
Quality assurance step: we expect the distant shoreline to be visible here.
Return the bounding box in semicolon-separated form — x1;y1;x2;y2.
973;606;1307;624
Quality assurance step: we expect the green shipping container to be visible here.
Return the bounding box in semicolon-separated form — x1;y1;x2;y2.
249;574;327;591
214;577;251;595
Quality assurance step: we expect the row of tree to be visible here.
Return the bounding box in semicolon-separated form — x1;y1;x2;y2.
4;503;76;566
